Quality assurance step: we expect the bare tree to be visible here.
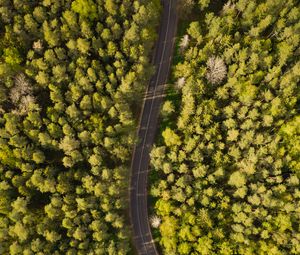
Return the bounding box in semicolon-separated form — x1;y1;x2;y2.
206;56;227;85
9;73;35;115
19;95;36;115
10;74;29;103
176;77;186;89
33;40;43;51
222;1;236;15
150;215;161;228
179;34;190;53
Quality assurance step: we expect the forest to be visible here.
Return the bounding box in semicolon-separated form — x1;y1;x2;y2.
151;0;300;254
0;0;160;254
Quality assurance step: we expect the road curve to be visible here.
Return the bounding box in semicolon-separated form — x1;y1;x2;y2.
129;0;178;254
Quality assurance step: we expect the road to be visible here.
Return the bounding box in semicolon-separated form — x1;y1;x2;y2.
129;0;178;254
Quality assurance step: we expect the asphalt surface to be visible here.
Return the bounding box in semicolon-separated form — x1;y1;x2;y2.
129;0;178;254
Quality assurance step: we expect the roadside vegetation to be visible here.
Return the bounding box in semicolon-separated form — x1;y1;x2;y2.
0;0;160;254
151;0;300;254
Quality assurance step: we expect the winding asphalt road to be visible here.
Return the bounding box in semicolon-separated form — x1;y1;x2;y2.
130;0;178;254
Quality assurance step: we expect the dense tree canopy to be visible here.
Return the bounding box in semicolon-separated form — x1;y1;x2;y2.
151;0;300;254
0;0;160;254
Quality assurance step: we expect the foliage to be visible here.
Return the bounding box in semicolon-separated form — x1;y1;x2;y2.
151;0;300;254
0;0;160;254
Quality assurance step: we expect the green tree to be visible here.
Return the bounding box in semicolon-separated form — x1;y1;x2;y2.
3;47;22;66
162;128;181;147
71;0;97;20
161;101;175;118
